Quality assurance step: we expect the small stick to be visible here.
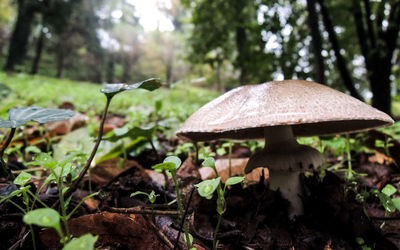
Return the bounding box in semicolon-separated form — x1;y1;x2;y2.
145;214;174;249
108;206;179;216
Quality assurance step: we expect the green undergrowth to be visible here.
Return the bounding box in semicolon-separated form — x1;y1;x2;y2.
0;72;218;123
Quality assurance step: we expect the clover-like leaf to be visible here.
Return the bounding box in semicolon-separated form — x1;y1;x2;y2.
23;208;60;228
195;177;221;199
0;106;75;128
163;156;182;170
382;184;397;197
225;176;245;186
152;162;176;171
29;152;58;169
101;78;161;98
63;234;98;250
202;157;215;168
13;171;32;187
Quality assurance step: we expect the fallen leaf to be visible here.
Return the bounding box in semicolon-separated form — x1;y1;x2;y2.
198;158;268;184
40;212;167;249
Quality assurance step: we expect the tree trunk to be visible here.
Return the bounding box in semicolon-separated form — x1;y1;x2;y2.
31;26;45;75
4;0;36;71
317;0;363;101
352;0;399;115
306;0;326;84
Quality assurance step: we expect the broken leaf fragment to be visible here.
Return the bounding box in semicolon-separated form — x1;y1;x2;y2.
0;106;75;128
101;78;162;98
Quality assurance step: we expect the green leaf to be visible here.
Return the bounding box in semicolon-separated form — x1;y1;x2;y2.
376;193;396;213
130;191;149;198
202;157;215;168
29;152;58;169
163;156;182;170
392;197;400;211
148;190;159;204
382;184;397;197
13;171;32;187
23;208;60;228
101;78;161;98
184;233;194;246
0;106;75;128
104;126;155;142
62;234;98;250
195;177;220;198
152;162;176;171
356;237;365;245
225;176;245;186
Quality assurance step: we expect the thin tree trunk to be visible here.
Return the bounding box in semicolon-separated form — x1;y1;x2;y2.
31;26;45;75
306;0;326;84
317;0;363;101
4;0;36;71
352;0;399;115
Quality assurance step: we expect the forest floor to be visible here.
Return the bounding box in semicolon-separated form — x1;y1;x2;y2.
0;73;400;249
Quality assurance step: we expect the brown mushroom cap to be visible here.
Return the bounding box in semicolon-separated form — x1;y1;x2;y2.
177;80;394;141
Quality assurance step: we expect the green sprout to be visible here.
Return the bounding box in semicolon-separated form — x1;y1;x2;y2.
196;157;245;250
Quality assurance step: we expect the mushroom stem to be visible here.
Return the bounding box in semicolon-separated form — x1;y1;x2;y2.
245;125;324;218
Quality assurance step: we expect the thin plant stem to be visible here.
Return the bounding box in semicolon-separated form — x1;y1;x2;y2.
213;213;222;250
172;173;191;249
57;176;71;242
345;134;353;180
0;127;16;179
228;143;232;177
29;224;37;250
52;97;111;209
174;186;195;250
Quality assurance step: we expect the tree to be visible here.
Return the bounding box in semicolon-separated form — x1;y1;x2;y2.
4;0;39;71
351;0;400;115
183;0;266;85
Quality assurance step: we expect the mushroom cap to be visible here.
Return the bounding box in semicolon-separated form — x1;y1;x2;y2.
177;80;394;141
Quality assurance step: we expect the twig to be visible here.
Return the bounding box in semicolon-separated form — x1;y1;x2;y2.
145;214;174;249
174;186;195;250
108;206;179;216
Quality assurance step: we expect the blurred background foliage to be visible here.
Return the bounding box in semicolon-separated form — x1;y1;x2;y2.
0;0;399;116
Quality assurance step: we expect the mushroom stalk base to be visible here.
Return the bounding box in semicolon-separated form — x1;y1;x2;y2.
244;126;324;219
269;170;303;217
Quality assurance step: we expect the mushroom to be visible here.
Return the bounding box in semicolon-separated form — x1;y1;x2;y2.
176;80;394;218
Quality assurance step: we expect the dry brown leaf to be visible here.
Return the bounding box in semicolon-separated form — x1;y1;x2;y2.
40;212;167;249
199;158;268;183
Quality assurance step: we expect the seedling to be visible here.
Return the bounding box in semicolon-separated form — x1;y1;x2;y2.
0;106;75;178
23;208;98;249
59;78;161;206
131;190;159;214
152;156;193;249
196;157;245;250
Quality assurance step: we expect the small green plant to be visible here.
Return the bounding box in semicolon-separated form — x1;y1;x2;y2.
216;141;234;177
152;156;194;249
0;106;75;178
23;208;98;249
355;237;371;250
131;190;159;214
195;157;245;250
